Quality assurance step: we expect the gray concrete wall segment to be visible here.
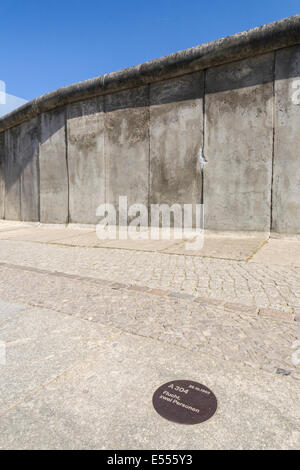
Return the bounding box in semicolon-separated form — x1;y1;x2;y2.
105;86;150;224
149;73;204;227
67;97;105;224
0;133;5;219
204;53;274;231
19;118;39;222
39;109;68;224
273;44;300;234
4;126;21;220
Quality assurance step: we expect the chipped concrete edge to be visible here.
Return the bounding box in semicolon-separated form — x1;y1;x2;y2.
1;15;300;132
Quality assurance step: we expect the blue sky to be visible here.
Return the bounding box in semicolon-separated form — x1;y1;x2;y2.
0;0;299;102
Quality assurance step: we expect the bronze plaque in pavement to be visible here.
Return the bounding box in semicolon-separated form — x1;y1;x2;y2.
152;380;217;425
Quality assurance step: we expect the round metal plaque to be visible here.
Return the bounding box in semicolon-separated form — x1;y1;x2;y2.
152;380;217;425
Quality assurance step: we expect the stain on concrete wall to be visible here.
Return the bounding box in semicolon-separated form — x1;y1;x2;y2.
4;126;21;220
150;73;203;226
40;109;68;224
4;120;39;222
105;86;149;223
19;118;39;222
273;45;300;234
67;97;105;224
204;53;274;232
0;133;4;219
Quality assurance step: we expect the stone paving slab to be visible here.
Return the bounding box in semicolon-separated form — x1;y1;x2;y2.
0;313;298;450
251;238;300;267
0;227;94;243
56;233;181;252
0;224;267;260
0;221;38;233
163;237;266;260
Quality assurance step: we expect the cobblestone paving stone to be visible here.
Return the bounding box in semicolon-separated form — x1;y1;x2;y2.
0;240;300;313
0;263;299;380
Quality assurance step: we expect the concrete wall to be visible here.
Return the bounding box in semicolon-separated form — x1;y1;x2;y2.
204;54;274;232
40;109;68;224
0;16;300;234
273;44;300;234
0;133;4;219
67;97;105;224
105;86;149;224
150;73;203;223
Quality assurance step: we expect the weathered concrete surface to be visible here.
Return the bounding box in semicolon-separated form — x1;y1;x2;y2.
19;119;39;222
164;236;266;260
273;45;300;234
150;73;203;226
204;54;274;231
4;127;21;220
0;226;93;243
251;238;300;267
0;133;4;219
40;109;68;224
67;98;105;224
105;87;149;222
4;121;39;222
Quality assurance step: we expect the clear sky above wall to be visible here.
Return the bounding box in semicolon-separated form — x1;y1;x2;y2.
0;0;299;102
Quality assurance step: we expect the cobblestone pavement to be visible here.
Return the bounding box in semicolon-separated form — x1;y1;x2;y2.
0;240;300;314
0;253;299;380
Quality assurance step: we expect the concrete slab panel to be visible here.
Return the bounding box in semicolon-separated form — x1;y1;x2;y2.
67;98;105;224
204;54;274;231
40;109;68;223
273;45;300;234
4;126;21;220
150;73;203;226
0;221;37;232
19;118;39;222
0;133;4;219
164;236;266;260
105;87;149;224
50;231;178;251
251;238;300;267
4;120;39;222
0;227;93;242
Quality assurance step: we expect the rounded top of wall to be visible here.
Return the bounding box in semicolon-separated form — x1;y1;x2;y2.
1;14;300;133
